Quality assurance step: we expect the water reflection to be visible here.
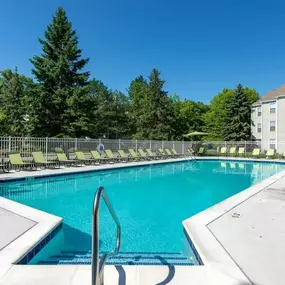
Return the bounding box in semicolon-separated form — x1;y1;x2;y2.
0;160;284;203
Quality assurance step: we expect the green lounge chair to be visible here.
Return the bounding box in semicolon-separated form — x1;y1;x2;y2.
229;147;237;156
56;152;77;166
266;149;275;158
252;148;261;157
197;147;205;156
32;151;59;168
171;149;183;157
220;147;227;155
165;149;176;158
238;147;245;156
158;149;168;158
118;150;131;161
186;148;193;156
138;149;150;160
129;149;141;160
146;149;159;159
105;149;121;161
75;151;95;164
8;152;34;171
90;150;110;163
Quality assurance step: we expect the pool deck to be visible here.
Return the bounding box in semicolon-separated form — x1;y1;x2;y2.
0;156;285;284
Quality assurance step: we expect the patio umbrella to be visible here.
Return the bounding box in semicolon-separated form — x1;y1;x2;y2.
183;131;208;138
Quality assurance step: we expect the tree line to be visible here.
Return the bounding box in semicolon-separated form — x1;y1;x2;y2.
0;7;259;141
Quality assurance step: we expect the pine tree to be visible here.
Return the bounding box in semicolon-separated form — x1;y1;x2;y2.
29;7;89;137
221;84;252;141
128;76;148;137
141;69;174;140
0;69;30;136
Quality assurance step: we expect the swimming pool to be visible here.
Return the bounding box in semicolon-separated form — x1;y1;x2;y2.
1;159;284;266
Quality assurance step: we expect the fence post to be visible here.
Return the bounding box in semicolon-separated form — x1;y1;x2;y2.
119;139;121;150
244;141;247;155
150;140;152;150
162;140;164;149
136;140;138;152
182;140;185;156
8;136;11;152
75;138;78;150
45;137;48;159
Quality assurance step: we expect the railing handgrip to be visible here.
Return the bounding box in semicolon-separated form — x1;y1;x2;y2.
92;186;121;285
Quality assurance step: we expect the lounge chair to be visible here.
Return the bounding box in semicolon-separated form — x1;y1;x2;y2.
105;149;121;162
252;148;261;157
165;149;177;158
146;149;159;159
229;147;237;157
75;151;95;164
186;148;193;156
138;149;150;160
220;147;227;156
238;147;245;157
90;150;110;163
8;152;34;171
118;150;131;162
32;151;59;169
158;149;168;158
266;149;275;159
197;147;205;156
171;149;183;157
56;152;77;166
129;149;141;160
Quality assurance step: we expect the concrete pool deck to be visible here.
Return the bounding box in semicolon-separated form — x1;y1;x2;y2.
0;157;285;284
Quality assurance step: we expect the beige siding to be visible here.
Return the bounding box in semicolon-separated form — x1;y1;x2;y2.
277;97;285;153
251;106;262;140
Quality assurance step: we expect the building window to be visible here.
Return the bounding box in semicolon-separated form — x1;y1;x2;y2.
270;121;276;132
257;123;261;133
269;139;276;150
270;102;276;114
257;106;261;116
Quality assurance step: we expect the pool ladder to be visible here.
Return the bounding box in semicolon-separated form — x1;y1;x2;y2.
92;186;121;285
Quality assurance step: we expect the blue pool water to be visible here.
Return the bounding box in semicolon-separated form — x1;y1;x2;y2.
1;160;284;265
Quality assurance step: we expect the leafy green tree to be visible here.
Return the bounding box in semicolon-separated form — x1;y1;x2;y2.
0;69;31;136
29;7;90;137
172;96;209;140
221;84;252;141
203;88;234;140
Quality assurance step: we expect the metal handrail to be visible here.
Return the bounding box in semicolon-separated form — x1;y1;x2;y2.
92;186;121;285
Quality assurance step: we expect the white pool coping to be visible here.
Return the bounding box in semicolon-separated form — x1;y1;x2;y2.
0;156;285;284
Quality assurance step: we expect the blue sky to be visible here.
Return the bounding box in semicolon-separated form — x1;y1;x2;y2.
0;0;285;103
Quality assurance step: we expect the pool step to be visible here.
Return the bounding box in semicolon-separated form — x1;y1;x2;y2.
37;250;193;266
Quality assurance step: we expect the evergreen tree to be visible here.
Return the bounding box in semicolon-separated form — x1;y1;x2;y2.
136;68;174;140
221;84;252;141
87;80;130;138
29;7;89;137
128;76;148;136
0;69;31;136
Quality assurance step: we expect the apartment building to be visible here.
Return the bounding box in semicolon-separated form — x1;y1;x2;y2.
251;84;285;153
